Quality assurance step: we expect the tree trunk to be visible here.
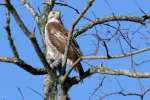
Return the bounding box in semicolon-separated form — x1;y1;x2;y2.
44;75;69;100
60;86;70;100
44;74;57;100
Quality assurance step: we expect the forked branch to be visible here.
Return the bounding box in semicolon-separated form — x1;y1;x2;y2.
74;14;150;37
3;0;51;73
81;46;150;60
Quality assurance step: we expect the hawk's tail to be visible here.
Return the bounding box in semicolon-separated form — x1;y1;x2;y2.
75;62;84;79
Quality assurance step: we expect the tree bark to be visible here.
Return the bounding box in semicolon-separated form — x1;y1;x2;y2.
44;74;57;100
44;75;70;100
60;86;70;100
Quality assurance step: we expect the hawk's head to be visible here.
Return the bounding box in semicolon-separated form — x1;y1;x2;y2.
48;11;60;20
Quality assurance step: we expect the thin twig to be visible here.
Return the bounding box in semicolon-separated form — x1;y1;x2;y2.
20;0;39;21
27;87;43;98
81;46;150;60
19;0;42;35
17;88;24;100
89;76;106;100
55;2;79;14
42;0;55;25
5;12;19;58
99;91;142;100
102;41;111;58
62;57;81;83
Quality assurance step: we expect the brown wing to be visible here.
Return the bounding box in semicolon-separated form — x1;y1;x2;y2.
46;22;81;61
46;22;66;54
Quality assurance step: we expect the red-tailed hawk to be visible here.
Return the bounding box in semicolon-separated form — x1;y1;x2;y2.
44;11;84;78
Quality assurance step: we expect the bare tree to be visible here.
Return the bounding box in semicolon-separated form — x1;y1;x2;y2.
1;0;150;100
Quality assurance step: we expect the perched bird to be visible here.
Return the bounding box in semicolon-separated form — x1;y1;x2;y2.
44;10;84;78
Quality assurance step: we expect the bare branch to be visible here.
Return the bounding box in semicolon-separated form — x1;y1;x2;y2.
0;56;18;63
20;0;39;22
69;65;150;86
99;86;150;100
17;88;25;100
27;87;43;98
62;0;95;77
4;0;30;37
5;12;19;58
19;0;42;34
81;46;150;60
55;2;79;14
102;41;111;58
42;0;55;25
3;0;51;73
143;86;150;96
0;57;46;75
89;76;106;99
74;15;150;37
99;91;142;100
91;66;150;78
61;57;81;84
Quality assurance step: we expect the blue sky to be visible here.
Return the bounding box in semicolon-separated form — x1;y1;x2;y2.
1;0;150;100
